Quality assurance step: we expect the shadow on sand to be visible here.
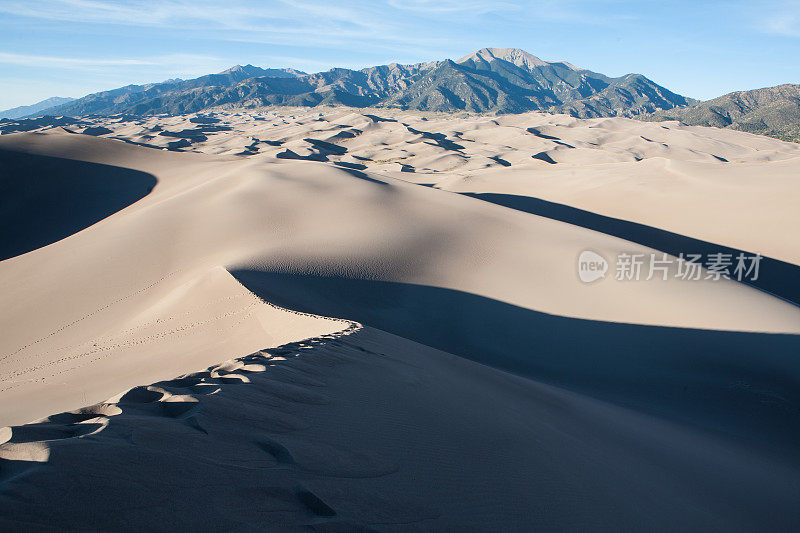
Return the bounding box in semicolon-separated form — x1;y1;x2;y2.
232;270;800;454
0;149;157;261
462;192;800;307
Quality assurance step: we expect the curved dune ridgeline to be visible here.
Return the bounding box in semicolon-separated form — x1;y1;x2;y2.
0;148;156;260
1;109;800;530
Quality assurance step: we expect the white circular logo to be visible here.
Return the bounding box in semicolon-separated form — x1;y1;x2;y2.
577;250;608;283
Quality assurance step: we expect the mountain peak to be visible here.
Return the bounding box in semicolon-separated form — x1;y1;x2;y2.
219;64;262;75
216;64;307;79
458;48;549;69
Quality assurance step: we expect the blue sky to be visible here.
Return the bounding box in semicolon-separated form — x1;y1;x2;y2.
0;0;798;109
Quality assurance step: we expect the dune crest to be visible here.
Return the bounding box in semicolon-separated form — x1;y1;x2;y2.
1;109;800;530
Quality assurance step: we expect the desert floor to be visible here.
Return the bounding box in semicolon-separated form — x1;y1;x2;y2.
1;107;799;531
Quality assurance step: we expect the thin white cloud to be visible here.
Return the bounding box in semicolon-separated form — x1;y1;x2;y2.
762;8;800;35
0;0;172;26
0;0;458;54
742;0;800;37
0;52;152;68
0;1;387;33
386;0;518;14
0;0;638;68
0;52;223;72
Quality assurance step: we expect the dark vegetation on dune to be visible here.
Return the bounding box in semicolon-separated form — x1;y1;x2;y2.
641;84;800;142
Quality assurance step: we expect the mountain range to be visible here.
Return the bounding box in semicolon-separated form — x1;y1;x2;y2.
641;84;800;142
0;96;75;119
5;48;798;143
22;48;693;118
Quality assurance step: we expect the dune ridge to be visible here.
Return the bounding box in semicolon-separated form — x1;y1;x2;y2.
8;105;798;263
2;326;799;531
1;109;799;529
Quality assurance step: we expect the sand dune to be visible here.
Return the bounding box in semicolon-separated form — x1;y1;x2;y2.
2;129;798;428
2;327;798;531
0;148;155;260
1;109;800;530
25;106;800;264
